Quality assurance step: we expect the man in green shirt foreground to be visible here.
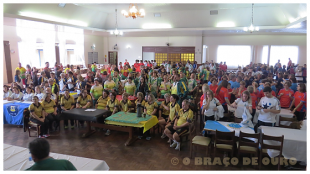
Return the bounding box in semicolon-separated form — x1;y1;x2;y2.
26;138;77;170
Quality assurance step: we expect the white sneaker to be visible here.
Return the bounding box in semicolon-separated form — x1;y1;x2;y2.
105;129;110;136
175;142;181;150
161;133;167;139
170;142;177;148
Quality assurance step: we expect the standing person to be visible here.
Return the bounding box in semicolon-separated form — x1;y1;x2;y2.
26;64;32;75
231;91;253;119
193;61;198;71
124;77;136;96
187;73;198;99
124;59;130;66
66;72;77;91
90;78;104;107
256;87;281;131
112;69;122;94
202;90;222;123
15;62;27;86
31;67;39;86
135;77;149;97
209;77;218;94
140;94;158;140
27;139;77;171
118;62;123;71
74;75;85;95
302;64;307;83
14;69;23;89
148;71;159;97
287;58;292;70
165;61;172;74
58;73;67;92
215;80;231;114
173;74;188;106
289;83;307;121
43;62;51;79
134;60;140;73
38;71;48;86
28;96;49;138
278;81;294;108
60;89;75;129
91;62;97;74
54;62;62;78
247;86;258;121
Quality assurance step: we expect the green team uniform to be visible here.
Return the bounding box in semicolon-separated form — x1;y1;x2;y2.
26;158;77;170
90;85;103;100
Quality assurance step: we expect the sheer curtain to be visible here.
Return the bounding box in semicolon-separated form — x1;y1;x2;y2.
261;45;269;65
269;46;299;67
217;45;251;69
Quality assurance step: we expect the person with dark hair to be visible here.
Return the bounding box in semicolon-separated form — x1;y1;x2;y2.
90;78;103;107
28;96;49;138
26;138;76;170
302;64;307;83
135;76;149;97
256;86;281;131
104;91;120;135
124;77;136;96
38;71;48;86
173;74;188;106
91;62;97;74
289;83;307;121
66;71;77;91
95;90;109;110
41;92;59;132
278;81;294;108
61;89;75;129
215;80;231;114
43;62;51;79
112;69;122;94
289;77;298;92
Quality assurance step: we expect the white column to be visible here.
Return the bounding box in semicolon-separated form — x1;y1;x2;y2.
202;45;207;63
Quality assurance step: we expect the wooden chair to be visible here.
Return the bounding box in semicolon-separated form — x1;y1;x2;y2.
234;117;243;123
178;123;194;151
190;125;211;158
237;131;260;168
214;130;235;158
279;116;300;129
259;133;284;170
23;113;41;137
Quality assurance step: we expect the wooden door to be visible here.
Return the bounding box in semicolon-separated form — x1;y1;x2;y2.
3;41;13;83
108;51;118;66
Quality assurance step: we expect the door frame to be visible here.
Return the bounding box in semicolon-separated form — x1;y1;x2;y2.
108;51;118;65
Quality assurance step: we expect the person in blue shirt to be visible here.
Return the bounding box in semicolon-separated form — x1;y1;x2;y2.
290;77;298;92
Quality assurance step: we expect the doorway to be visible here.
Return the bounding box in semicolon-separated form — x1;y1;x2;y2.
108;51;118;65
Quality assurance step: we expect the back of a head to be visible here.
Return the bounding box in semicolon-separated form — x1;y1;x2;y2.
29;138;50;160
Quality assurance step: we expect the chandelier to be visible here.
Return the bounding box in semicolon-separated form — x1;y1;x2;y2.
243;3;259;33
121;4;145;19
110;9;123;36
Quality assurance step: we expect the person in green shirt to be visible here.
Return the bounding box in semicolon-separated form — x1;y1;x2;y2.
159;75;171;98
187;73;198;99
180;71;188;84
91;62;97;74
148;71;159;98
157;73;163;85
90;78;104;107
26;138;77;170
112;70;122;94
104;75;116;92
124;77;136;96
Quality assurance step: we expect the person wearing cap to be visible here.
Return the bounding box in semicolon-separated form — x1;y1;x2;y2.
255;86;281;131
90;78;104;107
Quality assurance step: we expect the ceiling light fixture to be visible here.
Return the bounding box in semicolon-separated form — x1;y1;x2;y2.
110;9;123;36
216;21;235;27
121;4;145;19
243;3;259;33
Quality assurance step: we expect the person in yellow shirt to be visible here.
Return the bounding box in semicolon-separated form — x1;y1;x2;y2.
124;77;136;96
135;92;146;112
60;89;75;129
75;89;92;127
164;99;193;150
95;90;109;109
119;92;134;112
158;93;171;138
29;96;49;138
104;91;120;136
104;75;116;92
15;62;27;86
41;93;59;132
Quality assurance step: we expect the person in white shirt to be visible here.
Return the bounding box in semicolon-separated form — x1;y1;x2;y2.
59;73;67;92
23;86;35;101
231;91;252;119
42;87;57;101
256;86;281;130
165;61;171;74
202;90;222;122
8;87;24;101
35;86;45;101
3;85;12;100
153;60;157;68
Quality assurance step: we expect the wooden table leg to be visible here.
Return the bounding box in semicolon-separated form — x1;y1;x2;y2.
82;121;96;138
125;127;137;146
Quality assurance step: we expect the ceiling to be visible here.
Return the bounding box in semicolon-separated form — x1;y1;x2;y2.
3;3;307;37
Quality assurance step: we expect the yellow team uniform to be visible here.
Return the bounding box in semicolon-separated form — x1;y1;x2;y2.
60;95;75;110
120;100;132;112
144;102;158;115
96;96;109;109
107;99;120;112
176;109;194;126
77;95;92;108
169;102;181;121
29;103;44;118
171;83;178;95
41;99;56;114
160;101;170;116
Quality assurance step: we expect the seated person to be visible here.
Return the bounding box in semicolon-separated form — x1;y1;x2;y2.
3;85;12;100
41;93;59;132
76;89;92;127
26;138;76;170
159;75;171;98
60;89;75;129
28;96;49;138
22;86;34;101
7;87;23;101
95;90;109;109
120;92;134;112
139;94;158;140
164;99;194;150
124;77;136;96
158;93;171;138
35;86;45;102
104;91;120;136
104;75;116;93
187;73;198;99
135;92;146;112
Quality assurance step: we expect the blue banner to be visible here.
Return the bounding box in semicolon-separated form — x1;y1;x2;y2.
3;102;31;125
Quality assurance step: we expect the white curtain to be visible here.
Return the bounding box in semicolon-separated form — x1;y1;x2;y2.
217;45;251;69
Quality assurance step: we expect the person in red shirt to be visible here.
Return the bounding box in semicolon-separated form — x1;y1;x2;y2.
258;82;276;102
124;59;130;66
118;62;123;71
222;62;228;72
219;62;224;71
134;60;140;73
209;77;218;94
139;60;144;71
235;81;247;98
278;81;294;108
287;58;292;69
107;64;111;75
227;83;233;101
147;61;152;68
215;80;231;113
289;83;307;121
247;85;258;121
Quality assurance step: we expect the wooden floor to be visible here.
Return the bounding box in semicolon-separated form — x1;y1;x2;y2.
3;121;306;170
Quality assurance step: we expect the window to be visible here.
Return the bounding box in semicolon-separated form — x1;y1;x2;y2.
155;53;167;65
261;46;269;64
181;53;194;65
269;46;298;67
168;53;181;65
217;45;251;69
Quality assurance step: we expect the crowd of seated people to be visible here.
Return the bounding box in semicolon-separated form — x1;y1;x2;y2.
3;58;307;148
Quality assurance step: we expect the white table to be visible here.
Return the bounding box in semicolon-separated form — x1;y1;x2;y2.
258;126;307;163
3;144;109;171
218;121;255;138
252;109;294;126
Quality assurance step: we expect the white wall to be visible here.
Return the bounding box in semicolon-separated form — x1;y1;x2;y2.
203;35;307;65
84;35;104;65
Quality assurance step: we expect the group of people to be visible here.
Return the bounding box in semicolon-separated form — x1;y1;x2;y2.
3;57;307;149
